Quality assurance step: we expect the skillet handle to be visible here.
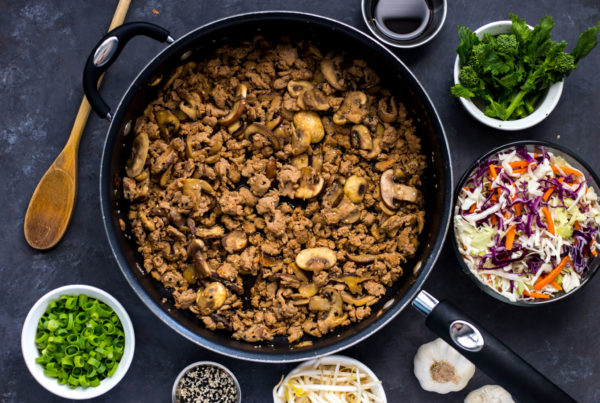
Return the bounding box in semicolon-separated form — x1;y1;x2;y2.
412;291;575;403
83;22;174;121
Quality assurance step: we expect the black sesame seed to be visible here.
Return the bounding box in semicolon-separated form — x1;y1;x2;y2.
176;365;239;403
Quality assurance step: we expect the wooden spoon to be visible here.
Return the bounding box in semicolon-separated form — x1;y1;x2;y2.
24;0;131;250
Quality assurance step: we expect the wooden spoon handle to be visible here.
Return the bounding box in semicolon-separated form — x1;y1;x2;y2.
24;0;131;250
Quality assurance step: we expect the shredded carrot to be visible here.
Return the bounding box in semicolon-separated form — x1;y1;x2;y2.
574;221;581;231
552;165;583;177
489;164;498;180
523;289;551;299
469;204;476;213
511;168;529;174
541;207;555;235
509;161;530;169
491;214;497;226
534;256;570;290
506;225;516;251
464;186;471;192
542;177;564;201
515;202;522;216
504;211;510;219
152;8;159;14
551;281;562;291
542;188;554;201
591;235;598;256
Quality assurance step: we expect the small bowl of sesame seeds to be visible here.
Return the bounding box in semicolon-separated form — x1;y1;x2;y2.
172;361;241;403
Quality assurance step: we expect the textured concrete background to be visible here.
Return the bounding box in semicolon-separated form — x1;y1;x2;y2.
1;0;599;402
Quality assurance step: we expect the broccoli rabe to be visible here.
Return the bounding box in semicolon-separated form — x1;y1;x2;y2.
451;14;599;121
495;34;518;55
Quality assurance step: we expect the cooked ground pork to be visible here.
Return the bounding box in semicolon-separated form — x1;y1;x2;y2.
123;37;426;343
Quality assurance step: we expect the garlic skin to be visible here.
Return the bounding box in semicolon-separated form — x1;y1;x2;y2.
465;385;515;403
413;338;476;394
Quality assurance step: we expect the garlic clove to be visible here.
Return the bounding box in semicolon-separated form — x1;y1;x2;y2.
464;385;515;403
413;338;476;394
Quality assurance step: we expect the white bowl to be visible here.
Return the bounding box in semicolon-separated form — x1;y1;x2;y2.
21;285;135;400
453;20;564;131
272;355;387;402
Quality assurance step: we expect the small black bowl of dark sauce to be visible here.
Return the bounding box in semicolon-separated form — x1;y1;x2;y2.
362;0;447;48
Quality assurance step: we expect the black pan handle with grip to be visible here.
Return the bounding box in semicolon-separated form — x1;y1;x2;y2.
83;22;174;121
412;291;575;403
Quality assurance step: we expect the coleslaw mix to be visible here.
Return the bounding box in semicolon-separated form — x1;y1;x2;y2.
454;146;600;302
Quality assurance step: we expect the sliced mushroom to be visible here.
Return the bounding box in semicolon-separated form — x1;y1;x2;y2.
298;283;318;298
192;253;212;278
341;292;377;306
265;159;278;179
322;176;344;207
332;91;367;125
243;122;281;150
179;92;202;120
221;230;248;253
126;132;149;178
182;179;216;196
295;167;324;199
182;264;198;285
360;131;382;160
196;282;227;315
350;125;373;150
155;110;180;138
321;55;345;90
293;111;325;144
290;124;311;155
296;247;337;272
338;198;361;224
137;211;155;231
218;84;247;126
151;146;177;175
259;251;280;267
195;226;225;238
147;74;163;87
312;147;323;173
302;89;330;111
378;97;398;123
227;120;243;134
266;115;282;130
344;175;368;203
380;169;421;209
332;275;373;294
290;263;309;282
379;200;397;216
308;295;331;311
319;291;347;332
208;132;223;155
159;165;172;187
291;154;309;170
287;80;314;97
209;273;244;295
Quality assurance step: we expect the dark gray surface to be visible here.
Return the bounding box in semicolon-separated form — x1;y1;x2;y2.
2;0;599;402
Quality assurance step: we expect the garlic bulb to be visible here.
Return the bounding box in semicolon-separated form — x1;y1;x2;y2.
413;338;475;394
465;385;514;403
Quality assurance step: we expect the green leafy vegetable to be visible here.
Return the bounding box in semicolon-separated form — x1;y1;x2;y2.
452;14;599;120
34;295;125;389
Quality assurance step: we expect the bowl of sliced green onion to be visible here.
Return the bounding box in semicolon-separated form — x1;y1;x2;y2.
21;284;135;399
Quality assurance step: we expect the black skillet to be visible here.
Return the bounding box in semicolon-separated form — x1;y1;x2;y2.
84;12;574;402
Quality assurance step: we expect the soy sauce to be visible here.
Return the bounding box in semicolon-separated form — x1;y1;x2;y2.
374;0;432;40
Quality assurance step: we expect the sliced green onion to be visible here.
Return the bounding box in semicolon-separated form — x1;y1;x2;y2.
34;294;124;389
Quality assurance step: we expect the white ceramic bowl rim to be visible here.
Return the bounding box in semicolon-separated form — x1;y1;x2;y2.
21;284;135;400
272;354;387;402
453;20;564;131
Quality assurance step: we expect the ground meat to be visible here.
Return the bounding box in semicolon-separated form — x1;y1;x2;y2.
123;37;426;343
